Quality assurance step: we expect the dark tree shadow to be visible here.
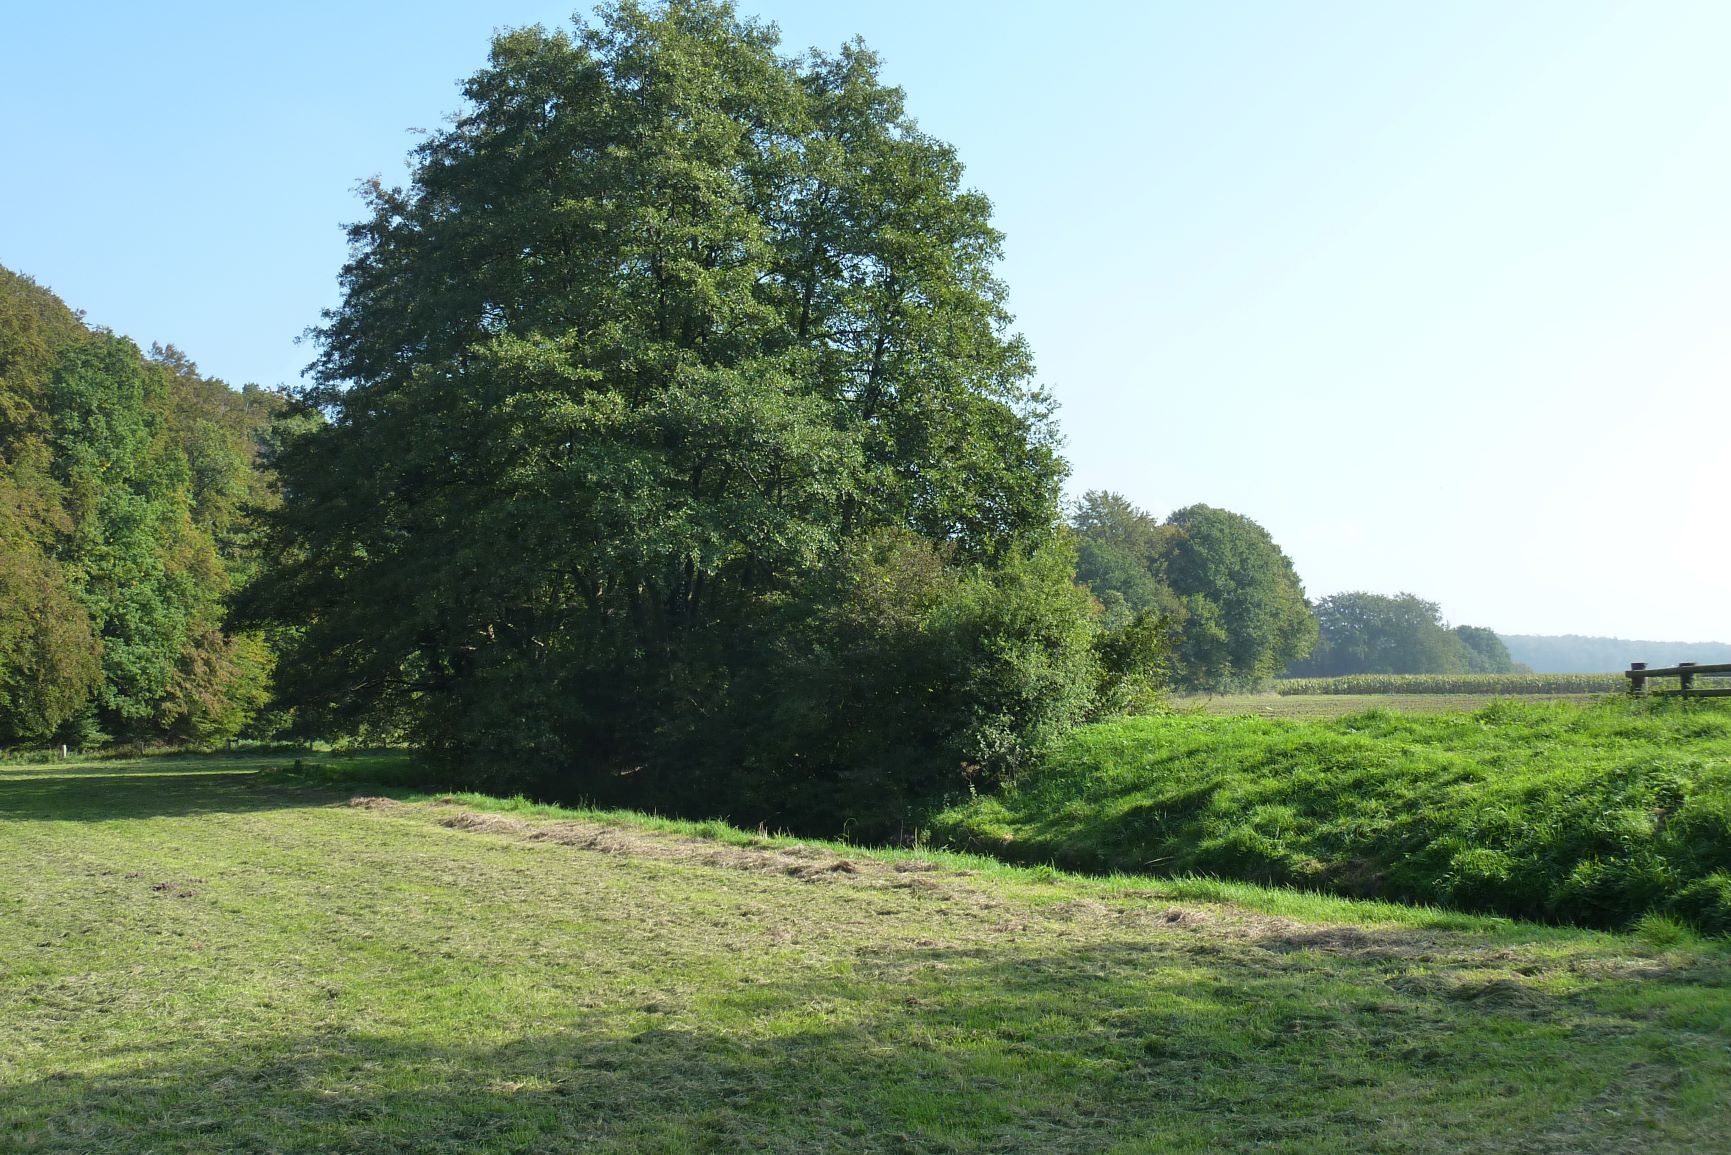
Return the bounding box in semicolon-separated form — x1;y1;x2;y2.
0;769;338;822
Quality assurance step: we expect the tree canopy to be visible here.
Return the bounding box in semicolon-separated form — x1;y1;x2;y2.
241;0;1135;828
1070;490;1177;625
1162;503;1316;688
1069;491;1314;690
1290;591;1513;677
0;266;278;748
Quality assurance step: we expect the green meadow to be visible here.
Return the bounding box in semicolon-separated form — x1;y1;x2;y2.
4;751;1731;1153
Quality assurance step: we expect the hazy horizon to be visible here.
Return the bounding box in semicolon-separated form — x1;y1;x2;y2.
6;0;1727;640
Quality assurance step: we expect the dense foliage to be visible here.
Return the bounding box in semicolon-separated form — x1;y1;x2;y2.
242;1;1150;829
0;268;278;749
932;699;1731;932
1289;590;1514;677
1070;490;1178;625
1070;490;1315;690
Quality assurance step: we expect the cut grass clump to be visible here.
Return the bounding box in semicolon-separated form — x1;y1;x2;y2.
929;697;1731;933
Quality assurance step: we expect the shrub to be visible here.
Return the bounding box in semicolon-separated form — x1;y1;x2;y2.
711;531;1109;836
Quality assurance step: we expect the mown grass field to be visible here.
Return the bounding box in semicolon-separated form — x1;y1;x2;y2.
4;753;1731;1152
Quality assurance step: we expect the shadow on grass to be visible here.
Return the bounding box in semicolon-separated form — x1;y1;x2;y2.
0;751;424;822
0;770;336;823
4;934;1721;1154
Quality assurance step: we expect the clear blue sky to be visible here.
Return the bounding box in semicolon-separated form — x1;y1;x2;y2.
6;1;1728;642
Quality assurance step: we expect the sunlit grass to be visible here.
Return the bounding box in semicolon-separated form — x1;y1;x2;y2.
932;697;1731;933
3;751;1730;1152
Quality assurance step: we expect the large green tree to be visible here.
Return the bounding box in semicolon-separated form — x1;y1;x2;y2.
244;1;1111;824
1069;489;1177;625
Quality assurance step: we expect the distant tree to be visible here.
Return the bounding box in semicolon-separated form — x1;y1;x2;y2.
1501;634;1731;674
1293;591;1471;676
1069;490;1177;624
1068;493;1314;690
1071;490;1170;566
1161;504;1316;689
1452;625;1514;674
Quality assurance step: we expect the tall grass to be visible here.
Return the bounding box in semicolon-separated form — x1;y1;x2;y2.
930;698;1731;932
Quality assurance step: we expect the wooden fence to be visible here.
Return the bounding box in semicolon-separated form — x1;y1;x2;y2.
1626;661;1731;698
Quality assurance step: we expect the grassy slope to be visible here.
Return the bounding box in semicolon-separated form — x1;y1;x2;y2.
4;754;1731;1153
931;700;1731;932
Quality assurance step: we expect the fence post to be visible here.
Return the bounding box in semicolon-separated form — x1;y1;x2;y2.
1628;662;1647;696
1680;662;1697;694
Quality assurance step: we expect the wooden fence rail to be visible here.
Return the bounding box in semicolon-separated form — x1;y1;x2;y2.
1626;661;1731;698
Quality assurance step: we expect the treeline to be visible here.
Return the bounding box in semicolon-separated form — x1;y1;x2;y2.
1067;491;1316;690
1288;591;1517;678
1502;634;1731;674
0;268;279;749
1062;500;1522;686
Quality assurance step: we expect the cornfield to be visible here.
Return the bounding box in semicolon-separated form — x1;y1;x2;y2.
1273;673;1628;696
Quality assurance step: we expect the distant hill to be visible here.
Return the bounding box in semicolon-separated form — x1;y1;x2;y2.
1499;634;1731;674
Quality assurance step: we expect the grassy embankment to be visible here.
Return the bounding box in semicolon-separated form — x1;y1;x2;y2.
4;750;1731;1152
932;699;1731;933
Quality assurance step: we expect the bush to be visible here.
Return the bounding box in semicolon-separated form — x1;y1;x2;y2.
696;531;1110;837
